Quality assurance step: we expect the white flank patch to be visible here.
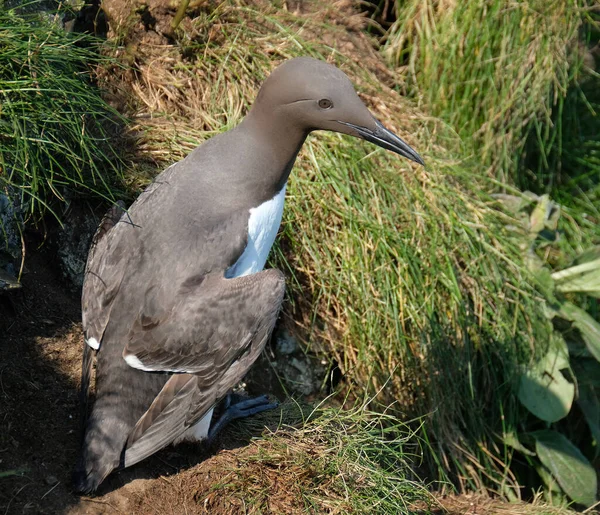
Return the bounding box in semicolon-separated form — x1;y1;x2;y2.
174;408;214;443
226;183;287;278
86;337;100;350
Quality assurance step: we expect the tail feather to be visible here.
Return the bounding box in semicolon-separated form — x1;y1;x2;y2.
73;413;130;493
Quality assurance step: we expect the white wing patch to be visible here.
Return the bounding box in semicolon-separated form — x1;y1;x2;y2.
86;337;100;350
226;183;287;278
124;353;192;374
124;353;154;371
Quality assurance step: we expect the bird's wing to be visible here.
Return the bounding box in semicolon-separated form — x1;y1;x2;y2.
81;200;128;344
121;269;285;466
79;201;127;434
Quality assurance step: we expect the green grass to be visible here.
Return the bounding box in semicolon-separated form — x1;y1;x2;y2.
383;0;593;193
0;5;125;223
215;401;435;514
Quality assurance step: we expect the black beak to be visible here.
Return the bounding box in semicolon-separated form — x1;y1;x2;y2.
338;120;425;166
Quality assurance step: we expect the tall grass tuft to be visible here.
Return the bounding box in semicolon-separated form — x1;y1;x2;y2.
383;0;589;190
0;6;124;223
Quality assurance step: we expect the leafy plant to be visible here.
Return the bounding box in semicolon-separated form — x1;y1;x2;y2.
498;193;599;507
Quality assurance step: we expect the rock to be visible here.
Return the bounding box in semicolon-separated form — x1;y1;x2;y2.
56;204;100;290
275;329;297;355
44;475;58;486
0;189;26;291
0;268;21;291
270;329;326;397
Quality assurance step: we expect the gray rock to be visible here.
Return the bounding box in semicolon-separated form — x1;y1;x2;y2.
0;189;26;291
275;329;298;355
57;205;99;289
270;329;326;396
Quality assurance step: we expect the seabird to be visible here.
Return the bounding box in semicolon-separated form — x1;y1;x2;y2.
73;56;424;493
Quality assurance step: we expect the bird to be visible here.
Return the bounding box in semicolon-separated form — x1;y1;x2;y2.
73;56;424;493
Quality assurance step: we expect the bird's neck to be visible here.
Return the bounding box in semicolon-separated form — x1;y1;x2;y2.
238;106;308;194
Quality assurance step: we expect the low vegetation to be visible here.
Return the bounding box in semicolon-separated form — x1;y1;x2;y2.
383;0;598;195
0;7;124;223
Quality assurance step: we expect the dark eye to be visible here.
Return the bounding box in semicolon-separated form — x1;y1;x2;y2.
318;98;333;109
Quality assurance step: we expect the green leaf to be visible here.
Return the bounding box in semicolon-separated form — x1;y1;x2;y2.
559;302;600;362
518;347;574;422
503;431;536;456
536;464;563;495
531;430;597;507
578;384;600;458
531;264;557;303
552;258;600;298
540;335;570;371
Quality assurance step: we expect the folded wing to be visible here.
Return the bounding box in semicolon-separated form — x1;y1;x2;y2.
121;269;285;466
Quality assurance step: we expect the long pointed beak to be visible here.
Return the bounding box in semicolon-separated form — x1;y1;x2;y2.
338;120;425;166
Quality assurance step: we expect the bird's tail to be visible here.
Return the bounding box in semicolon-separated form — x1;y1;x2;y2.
72;401;131;493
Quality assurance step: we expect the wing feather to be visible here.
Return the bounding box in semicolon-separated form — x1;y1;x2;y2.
119;269;285;464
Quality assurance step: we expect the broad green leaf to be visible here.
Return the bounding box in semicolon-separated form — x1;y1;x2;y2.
540;335;570;371
559;302;600;362
531;264;557;303
536;465;563;495
531;430;598;507
502;431;535;456
518;347;574;422
552;258;600;298
578;384;600;458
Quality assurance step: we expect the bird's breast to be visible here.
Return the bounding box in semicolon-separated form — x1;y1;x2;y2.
225;183;287;278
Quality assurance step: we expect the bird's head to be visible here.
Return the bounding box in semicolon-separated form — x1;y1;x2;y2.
252;57;424;166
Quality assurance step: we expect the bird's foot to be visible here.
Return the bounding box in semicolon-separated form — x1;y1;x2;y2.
207;394;278;443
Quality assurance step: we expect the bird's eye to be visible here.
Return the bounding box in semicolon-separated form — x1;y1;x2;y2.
318;98;333;109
